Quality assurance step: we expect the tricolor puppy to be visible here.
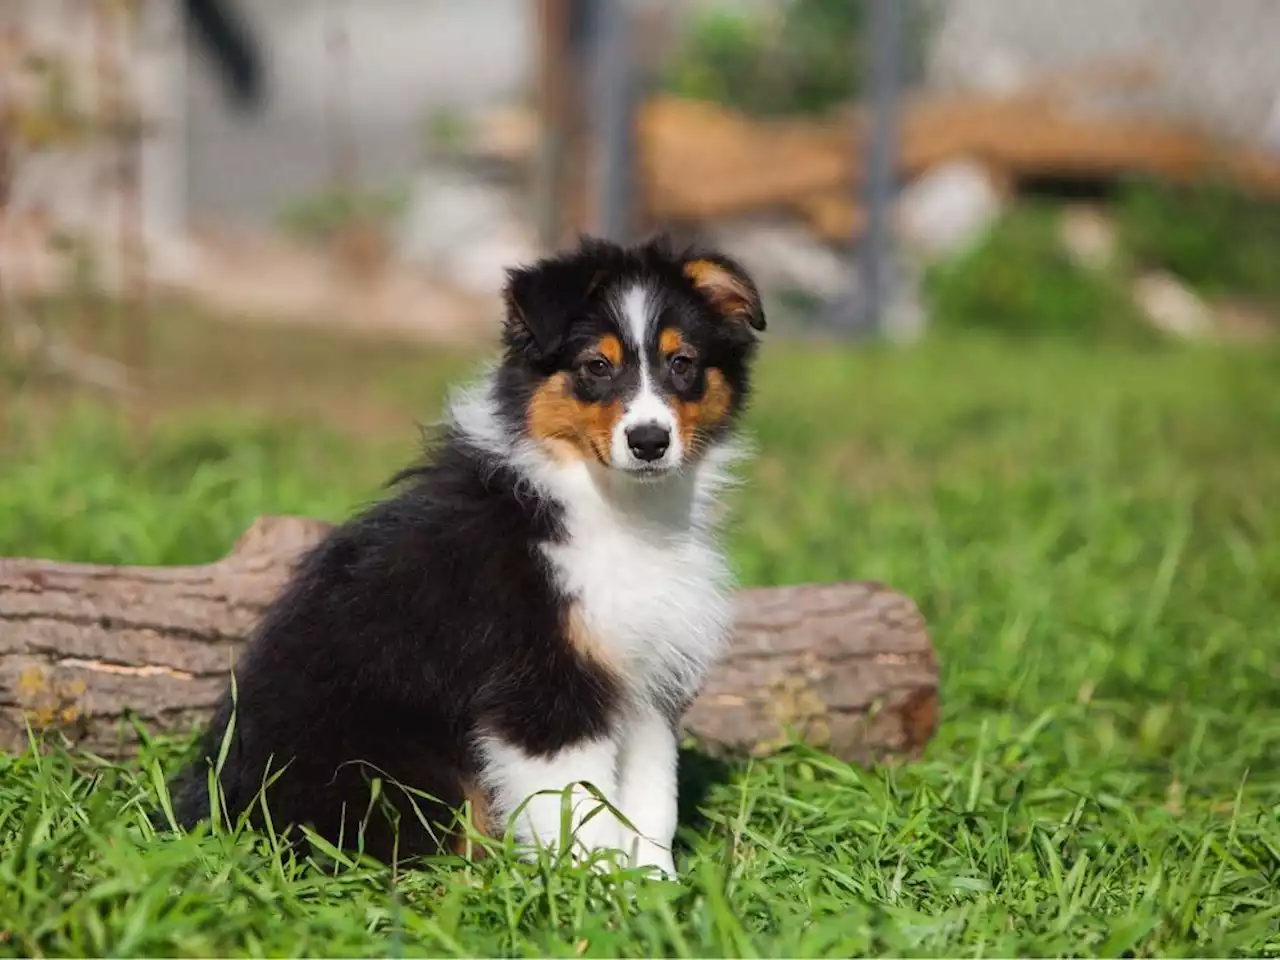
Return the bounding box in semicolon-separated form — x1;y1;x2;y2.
170;236;766;877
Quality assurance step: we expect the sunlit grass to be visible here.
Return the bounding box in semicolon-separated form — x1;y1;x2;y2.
3;322;1279;956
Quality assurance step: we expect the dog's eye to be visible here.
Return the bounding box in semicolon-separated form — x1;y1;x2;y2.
670;355;694;377
584;357;612;378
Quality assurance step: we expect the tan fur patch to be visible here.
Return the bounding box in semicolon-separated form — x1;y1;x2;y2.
450;780;494;859
528;372;621;465
658;328;683;355
684;259;761;328
597;334;623;366
565;604;618;674
676;368;734;452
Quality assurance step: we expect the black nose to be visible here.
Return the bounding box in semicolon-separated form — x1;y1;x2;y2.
626;423;670;462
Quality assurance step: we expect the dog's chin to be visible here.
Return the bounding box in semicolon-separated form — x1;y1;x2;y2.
613;461;680;484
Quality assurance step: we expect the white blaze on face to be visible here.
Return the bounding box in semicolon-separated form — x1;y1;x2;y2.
611;284;683;471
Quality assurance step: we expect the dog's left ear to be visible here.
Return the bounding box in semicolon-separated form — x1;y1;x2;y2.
683;254;766;333
502;260;584;362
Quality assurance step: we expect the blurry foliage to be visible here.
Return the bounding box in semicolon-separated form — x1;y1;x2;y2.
276;184;410;244
924;204;1156;344
11;54;93;149
1116;177;1280;308
423;105;471;158
0;343;20;389
1;1;145;396
663;0;864;117
662;0;929;118
925;175;1280;342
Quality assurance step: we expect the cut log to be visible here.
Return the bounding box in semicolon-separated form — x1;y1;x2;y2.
0;516;938;764
472;83;1280;243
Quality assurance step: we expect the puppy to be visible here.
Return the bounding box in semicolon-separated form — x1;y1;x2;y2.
170;236;765;876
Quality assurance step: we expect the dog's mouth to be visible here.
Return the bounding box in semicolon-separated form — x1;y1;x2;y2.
630;465;671;482
615;460;680;483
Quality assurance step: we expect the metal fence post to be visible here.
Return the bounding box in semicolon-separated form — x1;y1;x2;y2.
534;0;571;251
589;0;635;243
856;0;905;335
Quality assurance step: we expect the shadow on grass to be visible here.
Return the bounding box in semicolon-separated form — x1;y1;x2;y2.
676;746;736;840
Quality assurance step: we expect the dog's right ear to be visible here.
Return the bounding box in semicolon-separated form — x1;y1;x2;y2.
502;258;592;363
683;253;766;334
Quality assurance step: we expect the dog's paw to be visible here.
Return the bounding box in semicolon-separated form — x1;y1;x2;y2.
627;838;677;880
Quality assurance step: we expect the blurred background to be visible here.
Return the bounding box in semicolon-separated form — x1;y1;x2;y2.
4;0;1280;376
2;0;1280;561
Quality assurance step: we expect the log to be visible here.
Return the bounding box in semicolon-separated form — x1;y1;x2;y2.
0;516;938;764
474;85;1280;243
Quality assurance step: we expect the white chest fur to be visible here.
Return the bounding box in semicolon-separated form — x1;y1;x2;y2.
538;460;735;707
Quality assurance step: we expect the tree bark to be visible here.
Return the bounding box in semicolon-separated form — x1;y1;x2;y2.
0;516;938;763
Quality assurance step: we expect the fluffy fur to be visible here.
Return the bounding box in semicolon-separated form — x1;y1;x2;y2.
169;235;766;874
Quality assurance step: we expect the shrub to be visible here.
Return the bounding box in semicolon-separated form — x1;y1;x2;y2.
924;204;1157;344
1116;176;1280;307
663;0;875;118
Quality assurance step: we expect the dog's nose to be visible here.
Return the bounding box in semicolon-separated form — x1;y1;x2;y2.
626;423;670;462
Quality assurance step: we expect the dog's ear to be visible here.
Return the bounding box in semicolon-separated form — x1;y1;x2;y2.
683;254;766;333
502;259;588;362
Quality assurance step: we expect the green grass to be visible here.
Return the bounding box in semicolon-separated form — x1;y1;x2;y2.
3;325;1280;956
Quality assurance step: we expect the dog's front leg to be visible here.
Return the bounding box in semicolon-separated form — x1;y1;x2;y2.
616;708;680;878
480;735;624;867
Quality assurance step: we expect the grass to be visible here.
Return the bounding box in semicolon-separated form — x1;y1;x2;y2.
2;309;1280;956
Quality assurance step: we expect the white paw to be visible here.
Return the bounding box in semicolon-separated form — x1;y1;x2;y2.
571;804;622;854
627;837;677;880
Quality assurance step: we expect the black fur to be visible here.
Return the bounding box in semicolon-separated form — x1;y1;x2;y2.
169;236;763;863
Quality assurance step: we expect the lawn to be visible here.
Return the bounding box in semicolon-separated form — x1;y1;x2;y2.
2;312;1279;957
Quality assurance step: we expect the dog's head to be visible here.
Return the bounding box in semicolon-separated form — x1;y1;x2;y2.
494;236;765;480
